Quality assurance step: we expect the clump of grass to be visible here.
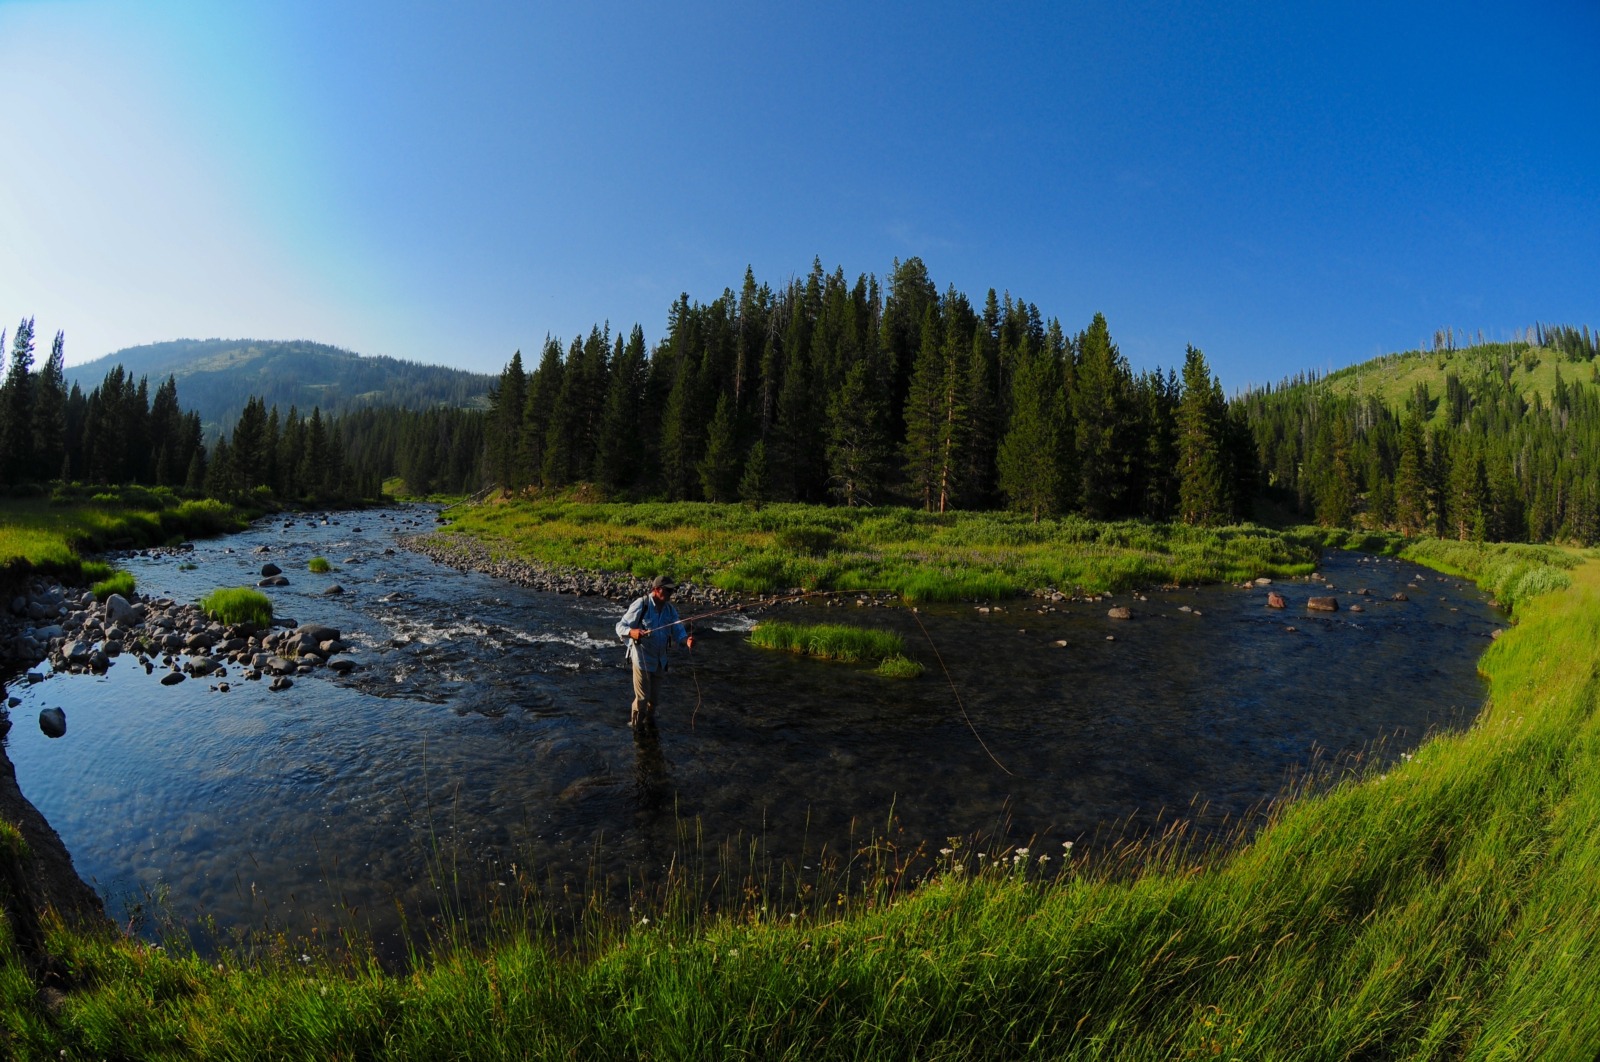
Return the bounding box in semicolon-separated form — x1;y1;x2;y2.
0;819;27;861
79;559;114;582
749;621;904;664
307;556;333;573
90;569;135;601
198;587;273;627
874;654;924;679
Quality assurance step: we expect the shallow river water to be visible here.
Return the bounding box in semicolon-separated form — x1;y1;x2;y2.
3;508;1502;953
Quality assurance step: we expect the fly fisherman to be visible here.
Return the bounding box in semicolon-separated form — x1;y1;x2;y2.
616;574;695;728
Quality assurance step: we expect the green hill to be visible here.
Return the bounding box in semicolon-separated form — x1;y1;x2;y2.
64;338;496;432
1279;329;1600;424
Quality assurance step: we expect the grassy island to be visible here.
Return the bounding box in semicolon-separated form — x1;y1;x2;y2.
428;498;1323;600
4;506;1598;1056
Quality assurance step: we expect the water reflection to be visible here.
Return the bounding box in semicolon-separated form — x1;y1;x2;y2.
1;507;1501;954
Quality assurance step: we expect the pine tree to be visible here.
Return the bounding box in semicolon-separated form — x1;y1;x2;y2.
996;339;1064;520
1072;313;1131;519
487;350;527;491
738;437;769;506
33;330;68;481
1;317;37;484
697;392;740;502
824;360;890;506
1177;346;1228;526
901;304;946;510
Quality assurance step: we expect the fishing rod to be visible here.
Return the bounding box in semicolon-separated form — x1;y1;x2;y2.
626;586;1014;775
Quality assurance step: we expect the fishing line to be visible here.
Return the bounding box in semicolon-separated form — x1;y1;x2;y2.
905;604;1014;776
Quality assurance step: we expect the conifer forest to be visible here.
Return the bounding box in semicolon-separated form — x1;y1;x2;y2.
4;262;1597;545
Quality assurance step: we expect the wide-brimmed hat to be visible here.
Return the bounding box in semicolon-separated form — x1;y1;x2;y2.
651;575;678;591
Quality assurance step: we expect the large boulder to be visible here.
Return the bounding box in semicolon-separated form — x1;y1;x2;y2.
38;707;66;738
260;562;283;577
1307;596;1339;612
103;594;138;627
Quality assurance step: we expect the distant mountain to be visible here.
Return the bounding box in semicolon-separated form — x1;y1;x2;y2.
65;338;496;431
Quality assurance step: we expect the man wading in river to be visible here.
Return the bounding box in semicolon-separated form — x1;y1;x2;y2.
616;575;694;728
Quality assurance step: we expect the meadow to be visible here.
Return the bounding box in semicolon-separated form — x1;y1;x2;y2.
3;513;1595;1056
0;487;244;584
437;498;1322;600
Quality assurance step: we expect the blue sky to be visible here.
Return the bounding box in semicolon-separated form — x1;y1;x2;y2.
2;1;1596;389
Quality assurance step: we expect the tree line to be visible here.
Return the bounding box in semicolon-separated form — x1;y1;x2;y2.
2;317;207;490
1243;338;1600;544
481;258;1255;524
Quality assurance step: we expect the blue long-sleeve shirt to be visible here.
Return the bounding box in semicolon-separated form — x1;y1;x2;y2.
616;594;690;672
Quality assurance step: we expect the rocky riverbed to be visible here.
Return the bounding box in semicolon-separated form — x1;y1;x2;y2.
3;575;364;734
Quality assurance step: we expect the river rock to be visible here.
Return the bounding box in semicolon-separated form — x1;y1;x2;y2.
38;707;66;738
1254;577;1272;586
261;562;282;577
59;639;93;667
323;585;345;596
267;656;296;675
104;593;138;627
269;676;293;692
185;656;221;676
1391;592;1409;602
1266;592;1287;609
185;631;217;651
160;671;186;686
1307;596;1339;612
297;623;341;645
1107;606;1132;620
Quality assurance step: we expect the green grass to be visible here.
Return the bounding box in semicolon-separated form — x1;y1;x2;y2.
425;498;1320;600
748;621;905;664
89;570;135;601
874;654;925;679
197;588;273;628
0;492;247;583
1313;339;1600;426
307;556;334;573
6;540;1599;1056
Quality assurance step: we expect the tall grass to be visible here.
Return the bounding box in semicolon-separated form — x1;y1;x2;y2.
430;498;1320;599
748;621;905;663
197;588;273;627
89;570;135;601
0;493;247;582
7;545;1600;1055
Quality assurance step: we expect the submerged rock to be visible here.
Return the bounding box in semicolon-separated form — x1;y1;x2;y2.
1266;592;1287;609
38;707;66;738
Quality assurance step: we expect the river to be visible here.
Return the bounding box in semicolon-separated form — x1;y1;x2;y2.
2;507;1501;955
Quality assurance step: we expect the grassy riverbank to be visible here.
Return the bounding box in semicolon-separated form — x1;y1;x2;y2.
0;488;245;584
433;498;1321;599
3;535;1596;1056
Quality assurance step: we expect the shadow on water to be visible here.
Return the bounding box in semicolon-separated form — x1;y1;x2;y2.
1;507;1503;960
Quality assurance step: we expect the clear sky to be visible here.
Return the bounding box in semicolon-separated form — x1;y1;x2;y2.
2;1;1596;389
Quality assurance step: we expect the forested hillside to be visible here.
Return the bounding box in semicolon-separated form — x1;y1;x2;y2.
478;258;1255;525
63;338;494;432
1243;325;1600;543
